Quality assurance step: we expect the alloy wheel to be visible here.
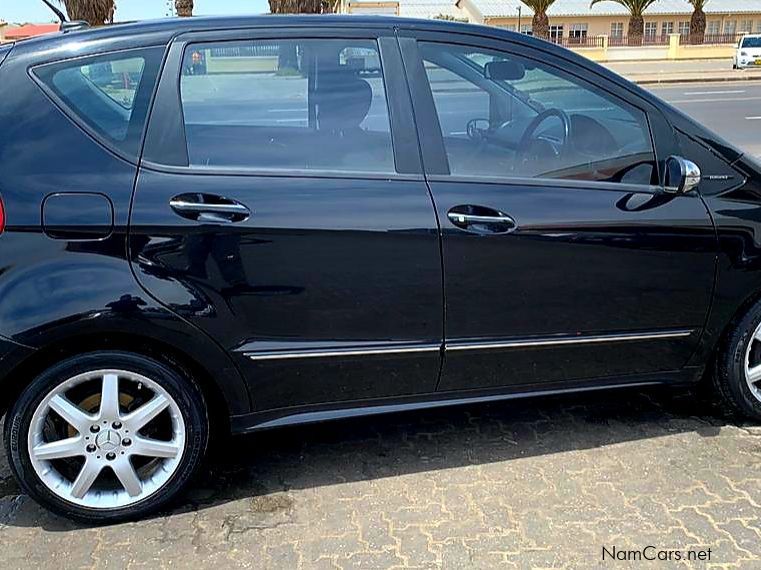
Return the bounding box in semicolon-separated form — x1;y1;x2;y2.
744;323;761;403
27;369;186;509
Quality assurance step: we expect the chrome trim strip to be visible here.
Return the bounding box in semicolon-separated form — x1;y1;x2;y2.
447;329;693;352
244;330;693;361
245;344;441;361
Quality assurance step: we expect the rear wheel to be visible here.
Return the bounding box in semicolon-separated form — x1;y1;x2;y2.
4;351;208;522
715;300;761;421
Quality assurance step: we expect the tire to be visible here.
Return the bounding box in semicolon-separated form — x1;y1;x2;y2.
3;351;208;523
714;300;761;422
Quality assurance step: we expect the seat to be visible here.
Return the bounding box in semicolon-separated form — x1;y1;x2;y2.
311;70;392;172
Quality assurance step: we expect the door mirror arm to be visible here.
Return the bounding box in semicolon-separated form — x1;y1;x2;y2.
664;155;701;194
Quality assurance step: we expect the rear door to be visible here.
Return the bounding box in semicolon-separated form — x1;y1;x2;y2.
399;31;717;392
130;28;443;411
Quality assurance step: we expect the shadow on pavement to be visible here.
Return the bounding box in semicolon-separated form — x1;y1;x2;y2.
0;384;742;531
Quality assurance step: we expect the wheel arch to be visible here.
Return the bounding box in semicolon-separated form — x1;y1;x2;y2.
694;286;761;380
0;329;246;437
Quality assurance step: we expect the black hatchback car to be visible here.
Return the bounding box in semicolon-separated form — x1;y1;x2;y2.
1;15;761;522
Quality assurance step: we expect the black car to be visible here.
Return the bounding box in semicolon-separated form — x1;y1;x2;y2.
1;15;761;522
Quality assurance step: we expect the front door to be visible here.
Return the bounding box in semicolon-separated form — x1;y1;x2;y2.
400;33;717;392
130;29;443;411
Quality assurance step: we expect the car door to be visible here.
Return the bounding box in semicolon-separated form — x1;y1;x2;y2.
129;28;443;412
398;31;718;392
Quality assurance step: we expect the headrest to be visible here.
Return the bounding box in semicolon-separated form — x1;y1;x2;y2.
315;70;373;132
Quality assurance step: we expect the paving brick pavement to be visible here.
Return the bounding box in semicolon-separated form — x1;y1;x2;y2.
1;387;760;569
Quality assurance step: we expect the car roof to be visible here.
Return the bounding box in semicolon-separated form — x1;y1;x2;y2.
16;15;480;47
13;14;586;60
11;14;591;74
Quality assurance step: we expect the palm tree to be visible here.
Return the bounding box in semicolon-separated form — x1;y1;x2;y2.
688;0;708;44
175;0;194;17
590;0;657;45
268;0;339;13
518;1;557;40
56;0;114;25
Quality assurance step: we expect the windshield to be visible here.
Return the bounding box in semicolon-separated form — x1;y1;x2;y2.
458;51;543;115
742;37;761;48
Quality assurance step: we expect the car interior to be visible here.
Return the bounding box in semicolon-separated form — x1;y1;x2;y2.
420;43;657;185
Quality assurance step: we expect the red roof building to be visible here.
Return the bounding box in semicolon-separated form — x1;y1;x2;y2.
2;23;60;42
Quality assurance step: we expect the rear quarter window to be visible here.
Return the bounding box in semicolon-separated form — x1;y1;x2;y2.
32;46;164;158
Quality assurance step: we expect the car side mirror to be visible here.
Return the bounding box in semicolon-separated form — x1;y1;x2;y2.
484;60;525;81
664;156;701;194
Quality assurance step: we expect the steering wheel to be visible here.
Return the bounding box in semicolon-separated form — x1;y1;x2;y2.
466;118;490;141
517;108;572;160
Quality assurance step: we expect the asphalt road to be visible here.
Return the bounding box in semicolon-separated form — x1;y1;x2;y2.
647;81;761;158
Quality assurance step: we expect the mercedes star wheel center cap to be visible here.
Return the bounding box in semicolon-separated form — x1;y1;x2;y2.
95;429;121;452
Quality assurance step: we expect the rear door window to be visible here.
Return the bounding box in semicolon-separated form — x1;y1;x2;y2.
33;47;164;158
179;39;395;173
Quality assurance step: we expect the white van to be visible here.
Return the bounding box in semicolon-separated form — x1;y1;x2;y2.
734;34;761;69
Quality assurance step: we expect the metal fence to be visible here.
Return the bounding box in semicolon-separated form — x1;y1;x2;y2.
209;44;281;58
609;35;671;46
680;33;744;45
555;36;605;48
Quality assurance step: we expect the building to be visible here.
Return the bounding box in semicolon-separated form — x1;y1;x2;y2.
0;23;59;43
346;0;465;19
346;0;761;41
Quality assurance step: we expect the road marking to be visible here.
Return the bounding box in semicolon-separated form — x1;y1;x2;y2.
669;96;761;104
683;89;746;95
746;116;761;120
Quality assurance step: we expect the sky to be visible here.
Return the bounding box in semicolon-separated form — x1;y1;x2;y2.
1;0;271;24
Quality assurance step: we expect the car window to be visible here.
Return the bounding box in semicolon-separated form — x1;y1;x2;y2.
420;42;656;186
742;37;761;48
33;48;163;157
180;39;394;173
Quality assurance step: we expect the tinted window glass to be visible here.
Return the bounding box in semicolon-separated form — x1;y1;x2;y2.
34;48;163;157
742;37;761;48
420;42;656;185
180;39;394;172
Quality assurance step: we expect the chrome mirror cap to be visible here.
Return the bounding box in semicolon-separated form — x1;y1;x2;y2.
682;158;701;194
664;155;701;194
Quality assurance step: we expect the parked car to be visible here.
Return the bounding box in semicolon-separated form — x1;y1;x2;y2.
1;15;761;523
734;34;761;69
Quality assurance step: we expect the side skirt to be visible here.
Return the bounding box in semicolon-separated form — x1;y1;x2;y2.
230;368;703;434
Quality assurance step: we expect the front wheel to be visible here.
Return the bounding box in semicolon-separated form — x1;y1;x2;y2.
4;351;208;522
714;300;761;422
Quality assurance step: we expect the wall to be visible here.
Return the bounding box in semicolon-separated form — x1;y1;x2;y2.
571;35;736;63
346;1;400;15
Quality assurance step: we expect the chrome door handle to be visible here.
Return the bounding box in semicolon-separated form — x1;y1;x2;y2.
447;213;515;225
169;200;250;215
169;193;250;223
447;205;516;234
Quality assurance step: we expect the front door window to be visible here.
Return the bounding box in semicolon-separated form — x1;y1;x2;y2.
419;42;656;186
